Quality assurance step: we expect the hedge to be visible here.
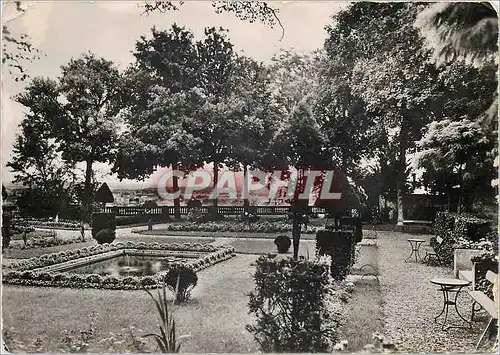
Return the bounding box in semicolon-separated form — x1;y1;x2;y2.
91;213;116;239
433;212;494;266
316;230;356;280
247;254;343;352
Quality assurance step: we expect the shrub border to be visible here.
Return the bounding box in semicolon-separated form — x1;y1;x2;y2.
3;242;235;290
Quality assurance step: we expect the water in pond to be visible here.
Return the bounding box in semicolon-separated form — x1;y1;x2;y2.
68;255;188;277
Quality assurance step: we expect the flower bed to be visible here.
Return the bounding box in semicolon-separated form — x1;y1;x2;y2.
3;242;235;290
134;220;319;234
12;218;81;230
9;236;86;250
454;236;495;251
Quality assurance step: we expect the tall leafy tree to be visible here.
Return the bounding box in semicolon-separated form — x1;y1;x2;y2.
272;101;329;259
8;78;77;217
12;53;125;220
56;53;124;220
415;118;495;212
325;2;441;225
116;25;243;213
226;56;278;211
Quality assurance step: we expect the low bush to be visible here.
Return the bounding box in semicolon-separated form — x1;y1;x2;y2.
91;213;117;238
274;235;291;253
434;212;494;266
316;229;355;280
12;217;81;230
163;220;318;234
163;264;198;303
247;255;342;352
94;229;116;244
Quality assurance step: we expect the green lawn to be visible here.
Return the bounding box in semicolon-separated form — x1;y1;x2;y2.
134;229;317;239
338;278;384;351
228;238;316;256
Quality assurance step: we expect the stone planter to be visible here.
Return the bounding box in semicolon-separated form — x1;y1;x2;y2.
453;248;484;278
352;240;378;275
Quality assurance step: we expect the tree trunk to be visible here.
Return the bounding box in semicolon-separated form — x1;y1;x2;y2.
213;162;218;208
397;124;407;227
292;168;304;259
446;186;451;212
292;212;301;259
243;164;249;214
172;163;181;220
82;160;93;222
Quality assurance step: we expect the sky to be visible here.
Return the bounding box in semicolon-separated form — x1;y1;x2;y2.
1;0;348;188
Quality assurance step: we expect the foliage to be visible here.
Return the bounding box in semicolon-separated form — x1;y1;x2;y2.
94;228;116;245
2;1;42;82
415;2;498;65
433;211;493;265
10;234;85;250
316;230;355;280
142;281;188;352
11;53;125;220
185;208;204;223
247;254;343;352
163;264;198;303
60;312;97;353
94;183;114;207
473;257;498;299
2;211;13;250
91;213;117;239
8;78;80;217
323;2;440;224
161;220;318;234
2;184;8;200
12;217;81;229
141;1;283;37
414;117;496;211
274;235;291;253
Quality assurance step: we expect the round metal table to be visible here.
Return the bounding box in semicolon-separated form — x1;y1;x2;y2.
405;238;426;263
430;278;472;331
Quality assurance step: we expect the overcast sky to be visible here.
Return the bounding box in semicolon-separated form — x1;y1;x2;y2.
1;1;348;187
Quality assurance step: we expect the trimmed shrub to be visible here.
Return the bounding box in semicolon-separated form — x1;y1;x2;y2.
163;264;198;303
94;229;116;245
141;276;157;286
316;230;355;280
274;235;291;253
247;255;341;352
91;213;116;238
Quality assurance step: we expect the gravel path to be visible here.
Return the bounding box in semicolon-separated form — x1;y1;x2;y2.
378;231;485;352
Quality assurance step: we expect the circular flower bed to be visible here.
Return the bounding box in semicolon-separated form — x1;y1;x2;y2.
3;242;235;290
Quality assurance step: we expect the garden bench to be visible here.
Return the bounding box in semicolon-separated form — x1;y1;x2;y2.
423;235;443;265
469;270;498;350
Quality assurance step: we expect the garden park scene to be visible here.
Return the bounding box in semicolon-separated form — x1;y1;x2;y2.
1;1;499;353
